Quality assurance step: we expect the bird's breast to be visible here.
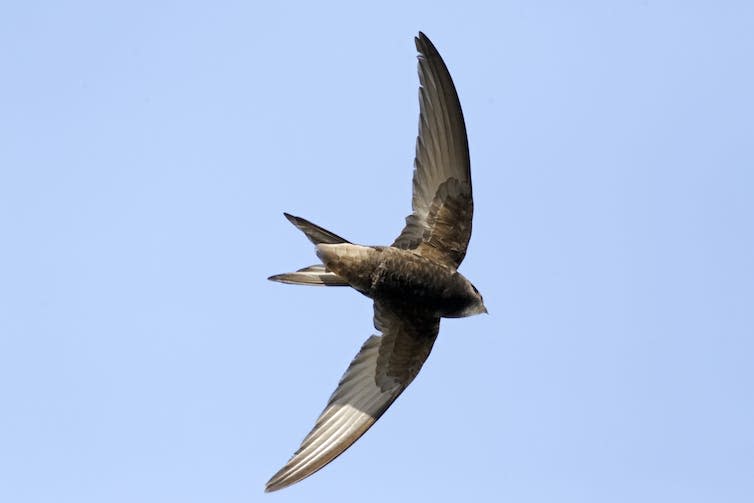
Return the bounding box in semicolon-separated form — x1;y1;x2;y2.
317;244;473;316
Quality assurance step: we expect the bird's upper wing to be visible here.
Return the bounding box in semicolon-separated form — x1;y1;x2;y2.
265;302;439;492
392;32;473;269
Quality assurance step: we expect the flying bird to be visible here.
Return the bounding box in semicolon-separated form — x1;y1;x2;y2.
266;32;486;492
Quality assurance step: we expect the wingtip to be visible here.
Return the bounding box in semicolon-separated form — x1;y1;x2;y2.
415;31;436;55
264;468;296;493
263;483;278;493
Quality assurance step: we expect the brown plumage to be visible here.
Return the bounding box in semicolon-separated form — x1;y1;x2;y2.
265;32;486;492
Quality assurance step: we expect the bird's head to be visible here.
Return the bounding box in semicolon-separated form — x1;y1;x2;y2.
466;282;488;316
444;278;488;318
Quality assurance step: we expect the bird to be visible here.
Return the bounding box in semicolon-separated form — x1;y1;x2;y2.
265;32;486;492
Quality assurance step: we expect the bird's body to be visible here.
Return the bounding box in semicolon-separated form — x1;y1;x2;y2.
316;243;485;318
265;32;486;492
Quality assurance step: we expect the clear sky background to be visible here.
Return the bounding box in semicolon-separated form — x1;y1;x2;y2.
1;1;753;502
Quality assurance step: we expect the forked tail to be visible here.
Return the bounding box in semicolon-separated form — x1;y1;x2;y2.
268;264;348;286
267;213;351;286
282;213;350;245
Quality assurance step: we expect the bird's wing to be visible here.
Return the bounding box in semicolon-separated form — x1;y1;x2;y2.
265;302;440;492
392;32;473;269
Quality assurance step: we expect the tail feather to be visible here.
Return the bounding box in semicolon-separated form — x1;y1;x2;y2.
268;264;349;286
284;213;350;245
270;214;352;286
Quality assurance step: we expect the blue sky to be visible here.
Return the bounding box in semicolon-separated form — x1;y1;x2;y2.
1;1;753;502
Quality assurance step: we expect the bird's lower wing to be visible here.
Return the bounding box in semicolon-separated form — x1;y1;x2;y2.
265;303;439;492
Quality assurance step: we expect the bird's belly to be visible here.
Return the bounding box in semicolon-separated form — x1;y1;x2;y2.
317;244;475;316
367;249;472;315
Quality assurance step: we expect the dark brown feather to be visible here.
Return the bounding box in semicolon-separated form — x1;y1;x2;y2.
265;302;439;492
392;32;473;269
